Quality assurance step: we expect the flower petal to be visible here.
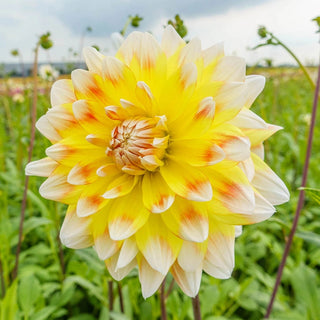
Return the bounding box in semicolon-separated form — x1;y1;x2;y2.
25;157;58;177
203;221;235;279
106;251;136;281
72;99;111;135
67;161;102;185
83;46;104;75
138;256;165;299
71;69;106;103
177;240;207;271
228;108;267;129
46;134;106;167
117;237;139;269
76;177;115;217
102;174;138;199
142;171;175;213
94;229;121;260
244;75;265;108
211;56;246;82
60;206;93;249
206;165;255;217
116;31;166;99
39;168;82;204
36;115;62;143
161;25;185;58
160;160;213;201
162;197;209;242
136;214;182;275
212;124;251;161
178;38;201;66
171;262;202;297
170;139;225;167
201;42;224;67
251;153;290;205
108;187;150;240
50;79;76;107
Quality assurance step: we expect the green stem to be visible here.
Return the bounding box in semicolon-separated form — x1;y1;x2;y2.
120;17;132;36
12;43;39;280
0;258;5;298
271;34;315;89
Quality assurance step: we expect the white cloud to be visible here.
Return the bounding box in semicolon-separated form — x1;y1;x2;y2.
151;0;319;65
0;0;319;66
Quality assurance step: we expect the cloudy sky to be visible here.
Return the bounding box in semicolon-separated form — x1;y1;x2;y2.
1;0;319;66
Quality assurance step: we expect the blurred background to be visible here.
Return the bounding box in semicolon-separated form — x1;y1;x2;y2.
0;0;319;71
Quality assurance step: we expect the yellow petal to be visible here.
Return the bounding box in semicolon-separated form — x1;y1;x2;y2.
108;186;149;240
161;197;209;242
160;160;213;201
76;176;115;217
116;31;166;100
67;161;105;185
136;214;182;275
102;174;138;199
142;171;175;213
211;123;251;161
71;69;107;104
46;134;106;167
72;99;112;135
206;165;255;216
170;139;225;167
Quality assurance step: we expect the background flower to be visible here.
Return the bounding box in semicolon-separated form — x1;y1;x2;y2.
39;64;60;81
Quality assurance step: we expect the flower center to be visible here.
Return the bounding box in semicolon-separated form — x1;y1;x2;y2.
107;116;169;175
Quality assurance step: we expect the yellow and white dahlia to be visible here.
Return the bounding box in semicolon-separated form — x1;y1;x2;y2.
26;26;289;298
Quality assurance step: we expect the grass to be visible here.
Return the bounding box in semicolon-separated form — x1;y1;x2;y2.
0;67;320;320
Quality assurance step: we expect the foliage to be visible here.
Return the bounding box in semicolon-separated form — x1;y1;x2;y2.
38;32;53;50
167;15;188;39
312;16;320;33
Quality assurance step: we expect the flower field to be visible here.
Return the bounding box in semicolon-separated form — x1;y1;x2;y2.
0;62;319;320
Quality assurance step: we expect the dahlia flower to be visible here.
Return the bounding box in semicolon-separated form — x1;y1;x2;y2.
39;64;60;82
26;26;289;298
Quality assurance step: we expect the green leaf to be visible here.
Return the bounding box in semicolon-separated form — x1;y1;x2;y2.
0;280;18;320
301;187;320;205
295;230;320;246
30;306;58;320
69;315;97;320
64;276;107;303
23;217;53;236
290;265;320;319
109;312;131;320
18;275;41;316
